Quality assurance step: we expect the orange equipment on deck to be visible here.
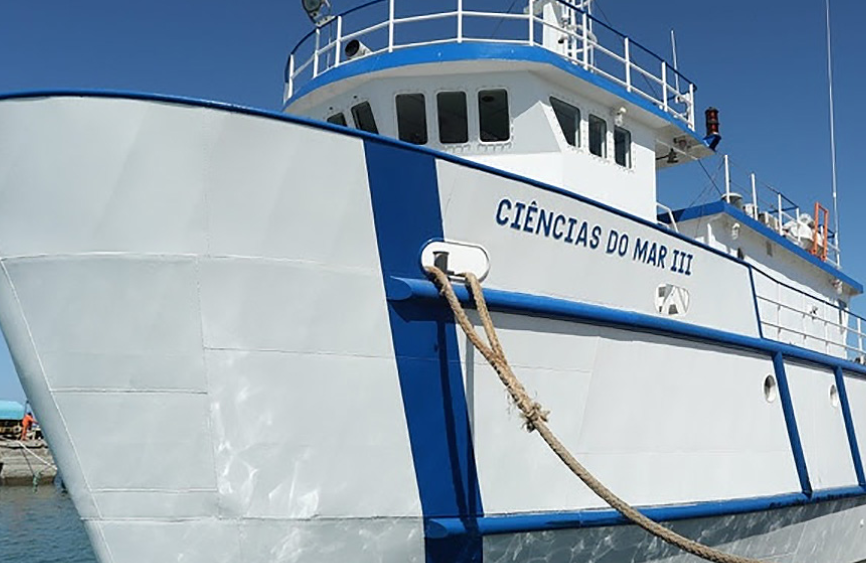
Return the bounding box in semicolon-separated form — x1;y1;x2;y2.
811;202;829;262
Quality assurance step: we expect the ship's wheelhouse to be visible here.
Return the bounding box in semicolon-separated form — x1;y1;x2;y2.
285;0;863;358
284;0;714;220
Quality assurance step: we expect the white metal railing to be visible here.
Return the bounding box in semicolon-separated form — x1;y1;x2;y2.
718;154;841;267
753;268;865;361
284;0;696;130
657;203;678;232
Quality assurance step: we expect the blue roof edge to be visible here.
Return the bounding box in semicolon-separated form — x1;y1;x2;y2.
285;42;705;147
659;200;863;293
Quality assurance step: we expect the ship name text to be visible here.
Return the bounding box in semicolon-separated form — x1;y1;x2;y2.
495;198;693;276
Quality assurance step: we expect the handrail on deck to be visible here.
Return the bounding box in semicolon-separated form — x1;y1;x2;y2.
656;203;678;233
284;0;696;130
752;267;865;361
718;154;842;267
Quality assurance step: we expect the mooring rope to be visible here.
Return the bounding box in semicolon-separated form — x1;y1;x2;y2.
0;435;57;490
17;442;56;471
425;265;767;563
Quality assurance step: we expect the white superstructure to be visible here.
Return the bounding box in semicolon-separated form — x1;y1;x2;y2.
1;1;865;563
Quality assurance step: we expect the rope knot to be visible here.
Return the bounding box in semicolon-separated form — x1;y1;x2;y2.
520;401;550;433
425;264;771;563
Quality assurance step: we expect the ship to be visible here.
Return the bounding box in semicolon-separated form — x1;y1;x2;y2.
1;0;865;562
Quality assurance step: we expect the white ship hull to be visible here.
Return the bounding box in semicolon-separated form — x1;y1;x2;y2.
1;94;865;562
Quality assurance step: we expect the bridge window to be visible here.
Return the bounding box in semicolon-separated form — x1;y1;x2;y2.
326;112;348;126
396;93;428;145
614;126;631;167
589;114;606;157
437;91;468;144
550;97;580;147
478;89;510;142
351;102;378;134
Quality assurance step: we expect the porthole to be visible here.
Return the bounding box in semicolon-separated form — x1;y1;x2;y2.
830;383;840;408
763;375;777;403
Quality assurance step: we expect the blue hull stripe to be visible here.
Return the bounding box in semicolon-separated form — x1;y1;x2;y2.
7;89;862;549
364;139;483;562
388;276;866;501
390;275;819;498
773;352;812;496
836;367;866;487
426;485;866;537
387;276;866;377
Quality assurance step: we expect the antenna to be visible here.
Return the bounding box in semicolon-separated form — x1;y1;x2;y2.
825;0;841;264
670;29;680;93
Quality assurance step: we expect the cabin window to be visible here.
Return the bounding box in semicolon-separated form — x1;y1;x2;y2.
478;89;510;142
396;93;428;145
614;126;631;167
351;102;378;134
589;114;606;157
550;97;580;147
326;112;348;126
437;91;468;144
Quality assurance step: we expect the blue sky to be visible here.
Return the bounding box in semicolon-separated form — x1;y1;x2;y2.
0;0;863;402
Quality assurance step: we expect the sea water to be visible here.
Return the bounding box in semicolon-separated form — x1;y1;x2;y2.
0;485;97;563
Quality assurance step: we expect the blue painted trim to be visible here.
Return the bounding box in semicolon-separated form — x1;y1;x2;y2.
0;90;753;271
2;89;852;344
386;276;866;378
835;367;866;487
661;201;862;293
751;266;866;340
11;88;862;542
285;43;703;145
811;485;866;501
663;201;751;224
288;0;694;86
425;486;866;538
773;352;812;496
364;140;483;563
748;267;764;339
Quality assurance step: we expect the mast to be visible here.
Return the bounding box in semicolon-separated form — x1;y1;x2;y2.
825;0;841;264
670;29;681;94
